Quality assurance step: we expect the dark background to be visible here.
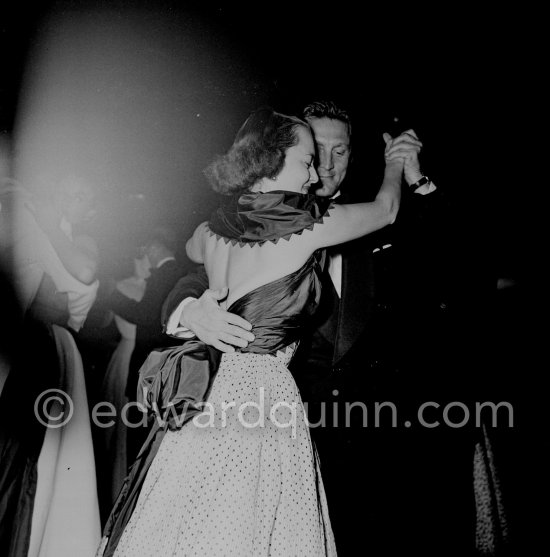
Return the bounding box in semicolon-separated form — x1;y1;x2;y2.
0;1;543;552
1;0;532;280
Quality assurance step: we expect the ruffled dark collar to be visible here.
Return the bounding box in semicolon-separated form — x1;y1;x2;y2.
209;190;333;246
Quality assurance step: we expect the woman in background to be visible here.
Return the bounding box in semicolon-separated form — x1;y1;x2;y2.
99;252;150;517
1;176;101;557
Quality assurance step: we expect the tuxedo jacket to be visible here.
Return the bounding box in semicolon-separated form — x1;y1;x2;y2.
291;185;453;402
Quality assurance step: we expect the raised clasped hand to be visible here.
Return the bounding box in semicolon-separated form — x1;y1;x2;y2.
383;129;423;185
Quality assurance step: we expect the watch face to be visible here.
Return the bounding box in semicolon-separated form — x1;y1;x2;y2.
415;176;429;186
412;176;430;191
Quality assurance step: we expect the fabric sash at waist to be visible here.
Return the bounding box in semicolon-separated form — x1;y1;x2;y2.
100;340;221;557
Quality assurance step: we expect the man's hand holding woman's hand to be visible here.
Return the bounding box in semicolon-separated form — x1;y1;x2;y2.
383;129;423;185
180;287;255;353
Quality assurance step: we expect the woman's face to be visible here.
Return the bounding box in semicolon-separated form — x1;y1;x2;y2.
272;125;319;194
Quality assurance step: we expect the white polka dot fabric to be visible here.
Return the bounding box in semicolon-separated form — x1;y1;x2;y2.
112;349;337;556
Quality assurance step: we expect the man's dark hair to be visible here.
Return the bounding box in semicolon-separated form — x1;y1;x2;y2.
204;107;307;195
147;226;177;254
302;100;352;140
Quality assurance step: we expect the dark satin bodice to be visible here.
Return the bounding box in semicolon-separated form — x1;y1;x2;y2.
228;251;325;355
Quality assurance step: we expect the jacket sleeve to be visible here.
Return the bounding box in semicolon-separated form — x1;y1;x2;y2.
160;265;209;330
108;288;151;326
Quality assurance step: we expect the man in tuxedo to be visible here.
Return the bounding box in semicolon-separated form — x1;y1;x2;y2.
159;102;474;554
107;227;190;459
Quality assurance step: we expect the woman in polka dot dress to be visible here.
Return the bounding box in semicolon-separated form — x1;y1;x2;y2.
99;107;405;556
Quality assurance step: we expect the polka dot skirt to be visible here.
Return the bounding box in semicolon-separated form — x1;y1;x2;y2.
112;350;337;556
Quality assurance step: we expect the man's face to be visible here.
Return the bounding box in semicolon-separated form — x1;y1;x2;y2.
144;241;161;268
306;117;351;197
57;181;96;225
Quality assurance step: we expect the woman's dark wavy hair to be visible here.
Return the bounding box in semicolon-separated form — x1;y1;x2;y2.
204;107;307;195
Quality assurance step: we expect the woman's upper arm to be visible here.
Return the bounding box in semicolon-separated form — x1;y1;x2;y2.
186;221;208;263
304;202;395;250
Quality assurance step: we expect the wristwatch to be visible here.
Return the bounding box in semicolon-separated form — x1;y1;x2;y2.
410;175;431;191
